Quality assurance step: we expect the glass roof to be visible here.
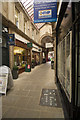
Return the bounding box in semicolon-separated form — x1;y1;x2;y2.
20;0;46;29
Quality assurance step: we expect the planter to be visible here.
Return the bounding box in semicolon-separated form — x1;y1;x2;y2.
12;69;18;79
19;66;25;74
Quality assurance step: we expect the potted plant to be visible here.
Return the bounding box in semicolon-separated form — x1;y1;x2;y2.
12;65;19;79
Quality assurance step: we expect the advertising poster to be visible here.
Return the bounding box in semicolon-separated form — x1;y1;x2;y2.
0;74;8;95
34;0;57;23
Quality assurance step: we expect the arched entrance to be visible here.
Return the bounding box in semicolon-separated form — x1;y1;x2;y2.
41;35;54;62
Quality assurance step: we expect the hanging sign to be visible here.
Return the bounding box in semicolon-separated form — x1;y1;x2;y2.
34;0;57;23
8;34;15;45
27;43;33;48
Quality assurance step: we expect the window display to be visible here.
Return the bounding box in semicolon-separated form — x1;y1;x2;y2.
57;31;72;102
14;46;31;74
14;46;27;67
32;51;40;66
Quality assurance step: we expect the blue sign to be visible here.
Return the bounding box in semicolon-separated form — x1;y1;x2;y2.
8;34;15;45
34;0;57;23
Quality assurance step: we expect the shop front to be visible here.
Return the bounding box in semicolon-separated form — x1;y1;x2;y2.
32;44;42;66
14;39;31;74
56;2;80;119
32;51;40;66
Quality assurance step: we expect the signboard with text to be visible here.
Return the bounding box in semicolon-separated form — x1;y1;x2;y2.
8;34;15;45
34;0;57;23
0;74;8;95
27;43;33;48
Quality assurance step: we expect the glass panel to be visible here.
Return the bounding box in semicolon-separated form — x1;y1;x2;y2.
78;20;80;106
78;21;80;76
75;19;80;106
78;54;80;76
66;33;70;98
75;24;78;105
57;32;71;99
78;84;80;106
63;39;65;88
15;8;19;27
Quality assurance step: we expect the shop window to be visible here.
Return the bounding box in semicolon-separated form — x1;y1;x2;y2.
78;21;80;106
74;20;80;106
24;18;27;33
28;25;30;31
32;28;34;40
57;31;71;102
14;46;27;67
15;8;19;28
66;33;70;93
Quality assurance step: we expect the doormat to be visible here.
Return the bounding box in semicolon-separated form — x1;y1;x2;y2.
40;89;62;108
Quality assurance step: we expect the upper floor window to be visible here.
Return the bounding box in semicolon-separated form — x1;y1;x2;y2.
32;28;34;39
24;18;27;33
15;8;19;28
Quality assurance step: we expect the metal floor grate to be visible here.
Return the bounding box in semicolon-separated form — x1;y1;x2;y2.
40;89;62;108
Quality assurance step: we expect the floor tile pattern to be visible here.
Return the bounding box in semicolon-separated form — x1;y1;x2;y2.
2;62;64;118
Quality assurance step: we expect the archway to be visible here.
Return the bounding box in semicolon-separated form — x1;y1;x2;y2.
40;35;54;62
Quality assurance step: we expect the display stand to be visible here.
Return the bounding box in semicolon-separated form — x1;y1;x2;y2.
0;73;8;96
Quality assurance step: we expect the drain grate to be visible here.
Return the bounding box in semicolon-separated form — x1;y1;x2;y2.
40;89;62;108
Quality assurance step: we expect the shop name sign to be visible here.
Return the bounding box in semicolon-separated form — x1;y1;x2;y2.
34;0;57;23
8;34;15;45
27;43;33;48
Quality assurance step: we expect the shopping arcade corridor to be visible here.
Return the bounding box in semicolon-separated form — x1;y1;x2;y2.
2;62;64;118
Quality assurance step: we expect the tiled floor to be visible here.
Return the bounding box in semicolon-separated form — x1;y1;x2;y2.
2;62;64;118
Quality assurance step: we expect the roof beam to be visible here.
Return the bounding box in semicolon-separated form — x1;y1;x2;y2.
28;10;33;15
27;7;33;13
30;14;34;17
24;0;32;8
27;4;33;11
23;0;29;5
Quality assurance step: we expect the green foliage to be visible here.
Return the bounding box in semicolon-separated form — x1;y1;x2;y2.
13;65;18;70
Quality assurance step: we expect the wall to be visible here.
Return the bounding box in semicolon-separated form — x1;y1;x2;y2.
40;24;52;38
1;2;40;45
